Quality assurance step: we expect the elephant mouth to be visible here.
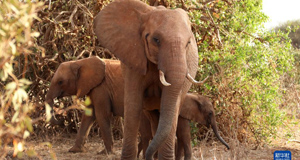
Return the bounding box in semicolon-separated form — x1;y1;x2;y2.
57;91;64;99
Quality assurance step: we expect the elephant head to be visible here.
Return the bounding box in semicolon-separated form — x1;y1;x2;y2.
45;56;106;125
180;94;230;149
94;0;201;159
94;0;201;83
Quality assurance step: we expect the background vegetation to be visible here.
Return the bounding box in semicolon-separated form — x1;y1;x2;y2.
0;0;299;158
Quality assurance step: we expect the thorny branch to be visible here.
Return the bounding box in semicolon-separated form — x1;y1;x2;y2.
205;7;223;46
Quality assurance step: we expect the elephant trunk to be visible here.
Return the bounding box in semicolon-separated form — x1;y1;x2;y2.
145;84;183;159
146;40;187;159
45;95;54;107
211;118;230;149
45;93;64;126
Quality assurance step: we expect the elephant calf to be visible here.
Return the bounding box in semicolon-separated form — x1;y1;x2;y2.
45;56;124;154
138;93;230;160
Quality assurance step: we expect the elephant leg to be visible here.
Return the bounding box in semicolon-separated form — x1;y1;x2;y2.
175;134;184;160
96;114;113;155
69;105;95;153
92;87;114;155
176;117;192;160
144;110;159;136
95;108;114;154
138;112;153;158
144;110;159;159
121;66;144;160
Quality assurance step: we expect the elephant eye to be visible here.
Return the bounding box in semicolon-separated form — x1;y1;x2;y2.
58;80;63;85
153;37;160;45
186;40;191;48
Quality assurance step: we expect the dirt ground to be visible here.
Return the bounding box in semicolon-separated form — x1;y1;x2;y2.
4;133;300;160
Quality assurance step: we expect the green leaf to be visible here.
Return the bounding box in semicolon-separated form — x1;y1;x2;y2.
24;116;33;132
9;41;16;55
45;103;52;122
23;130;30;139
17;151;23;159
5;81;17;90
84;107;93;116
19;78;32;86
13;89;28;110
12;111;19;123
84;96;91;106
26;148;37;157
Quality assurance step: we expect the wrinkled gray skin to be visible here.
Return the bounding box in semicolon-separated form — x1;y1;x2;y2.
139;93;230;160
94;1;199;159
45;57;124;154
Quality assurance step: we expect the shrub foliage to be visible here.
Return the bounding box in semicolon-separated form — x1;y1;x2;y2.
0;0;43;158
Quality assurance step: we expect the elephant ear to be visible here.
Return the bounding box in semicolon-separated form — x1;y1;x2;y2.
71;56;106;98
186;33;199;78
94;0;153;75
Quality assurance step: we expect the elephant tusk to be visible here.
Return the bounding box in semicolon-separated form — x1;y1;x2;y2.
159;70;171;86
186;73;209;86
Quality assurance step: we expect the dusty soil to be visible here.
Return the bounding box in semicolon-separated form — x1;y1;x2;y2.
4;133;300;160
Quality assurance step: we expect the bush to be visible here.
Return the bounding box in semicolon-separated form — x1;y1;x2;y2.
186;0;294;145
0;0;44;158
274;19;300;49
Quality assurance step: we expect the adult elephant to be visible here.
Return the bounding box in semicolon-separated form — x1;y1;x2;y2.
94;0;203;159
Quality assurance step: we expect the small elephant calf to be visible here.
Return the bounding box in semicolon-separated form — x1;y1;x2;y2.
139;93;230;160
45;57;124;154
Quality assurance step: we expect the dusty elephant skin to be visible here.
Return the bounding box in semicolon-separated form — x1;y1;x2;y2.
94;0;201;159
45;57;124;154
139;94;230;160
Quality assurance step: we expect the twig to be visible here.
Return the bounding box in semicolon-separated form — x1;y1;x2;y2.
199;146;204;160
238;30;267;44
74;0;93;18
179;0;187;10
200;16;210;22
203;0;216;5
54;11;71;21
188;7;204;11
288;139;300;143
69;6;78;29
49;0;52;10
76;49;88;59
205;7;223;46
221;0;232;5
292;85;300;109
0;57;11;69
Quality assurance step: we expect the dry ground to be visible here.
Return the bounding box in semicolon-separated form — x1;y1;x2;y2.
3;132;300;160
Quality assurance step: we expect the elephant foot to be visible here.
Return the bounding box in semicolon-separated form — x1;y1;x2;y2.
97;149;112;155
68;146;86;153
